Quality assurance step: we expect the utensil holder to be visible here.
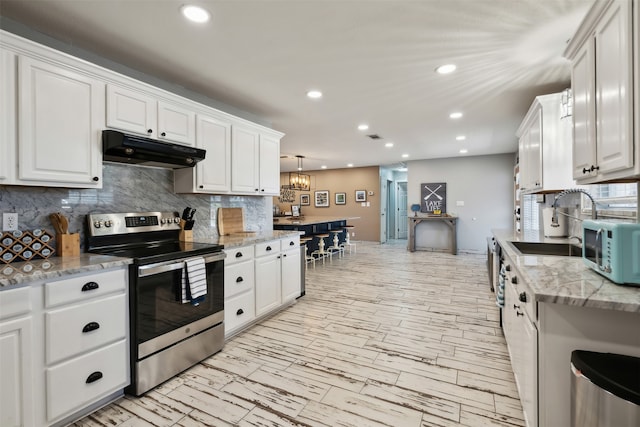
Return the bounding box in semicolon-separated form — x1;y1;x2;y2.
56;233;80;257
179;220;193;242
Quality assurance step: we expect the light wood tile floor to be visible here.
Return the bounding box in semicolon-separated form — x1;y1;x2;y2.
73;240;524;427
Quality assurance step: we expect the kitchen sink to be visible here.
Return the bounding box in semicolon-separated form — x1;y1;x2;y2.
509;241;583;257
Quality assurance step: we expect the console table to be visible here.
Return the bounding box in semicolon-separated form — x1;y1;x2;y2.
408;215;458;254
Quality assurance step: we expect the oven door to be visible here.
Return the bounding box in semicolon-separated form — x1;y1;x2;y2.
133;252;225;360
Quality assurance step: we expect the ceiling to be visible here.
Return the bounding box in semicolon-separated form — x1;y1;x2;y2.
0;0;593;172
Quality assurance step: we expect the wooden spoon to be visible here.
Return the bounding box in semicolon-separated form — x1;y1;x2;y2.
58;213;69;234
49;213;62;234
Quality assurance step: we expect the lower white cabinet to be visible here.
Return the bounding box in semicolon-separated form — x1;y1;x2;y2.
0;267;129;427
280;238;301;303
223;245;256;336
254;240;282;317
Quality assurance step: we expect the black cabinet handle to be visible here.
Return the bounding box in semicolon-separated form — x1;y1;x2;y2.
236;308;244;316
519;292;527;303
92;176;99;182
81;282;99;292
199;185;204;189
235;252;243;258
592;165;600;172
516;311;524;317
255;188;259;192
86;371;103;384
511;276;518;284
161;132;166;137
82;322;100;333
147;129;153;134
282;254;287;257
289;241;295;246
505;265;511;272
266;246;272;251
513;304;520;310
236;276;243;283
261;189;265;192
582;167;590;174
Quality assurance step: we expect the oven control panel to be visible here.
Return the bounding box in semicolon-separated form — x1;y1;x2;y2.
87;212;181;236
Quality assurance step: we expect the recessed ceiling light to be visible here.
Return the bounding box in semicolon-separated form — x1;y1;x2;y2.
385;142;394;148
459;149;468;154
402;154;409;158
181;5;210;23
306;90;322;99
358;124;369;131
398;167;408;172
449;112;463;119
347;163;354;167
436;64;456;74
321;165;327;169
456;135;466;141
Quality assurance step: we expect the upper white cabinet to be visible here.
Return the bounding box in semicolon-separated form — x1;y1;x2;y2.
516;92;574;193
0;48;16;185
174;113;232;193
259;134;281;195
231;125;261;193
565;0;639;183
106;84;196;146
18;56;104;188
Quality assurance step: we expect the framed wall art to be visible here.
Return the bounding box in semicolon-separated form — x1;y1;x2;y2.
335;192;346;205
314;190;329;207
300;193;310;206
355;190;367;202
421;182;446;214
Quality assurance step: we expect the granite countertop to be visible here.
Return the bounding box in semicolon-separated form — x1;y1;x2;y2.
1;231;302;291
493;229;640;313
273;215;359;226
1;254;132;290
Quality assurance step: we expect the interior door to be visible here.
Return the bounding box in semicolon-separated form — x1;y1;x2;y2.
380;177;387;243
397;182;408;239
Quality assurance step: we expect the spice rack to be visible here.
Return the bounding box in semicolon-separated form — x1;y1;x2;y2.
1;229;55;264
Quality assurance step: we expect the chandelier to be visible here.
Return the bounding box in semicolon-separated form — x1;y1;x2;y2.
288;155;310;191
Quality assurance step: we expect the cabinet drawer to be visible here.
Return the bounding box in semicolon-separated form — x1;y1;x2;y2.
0;286;31;320
46;339;128;422
280;237;300;251
255;240;280;257
224;246;254;265
45;268;126;308
224;291;255;334
46;293;127;364
225;260;254;299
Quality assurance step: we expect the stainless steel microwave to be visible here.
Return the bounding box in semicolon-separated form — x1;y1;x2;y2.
582;220;640;286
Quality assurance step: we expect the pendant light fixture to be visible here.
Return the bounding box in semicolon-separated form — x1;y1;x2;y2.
289;155;310;191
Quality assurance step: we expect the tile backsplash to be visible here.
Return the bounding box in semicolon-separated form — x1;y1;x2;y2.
0;163;272;248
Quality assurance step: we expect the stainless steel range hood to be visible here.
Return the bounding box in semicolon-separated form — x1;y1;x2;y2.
102;130;206;169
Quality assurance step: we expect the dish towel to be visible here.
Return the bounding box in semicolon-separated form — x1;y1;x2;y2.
495;264;505;308
181;257;207;306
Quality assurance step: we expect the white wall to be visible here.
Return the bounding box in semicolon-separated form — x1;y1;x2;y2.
408;154;514;253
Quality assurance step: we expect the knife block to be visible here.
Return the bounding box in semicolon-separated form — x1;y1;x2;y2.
56;233;80;257
179;220;193;242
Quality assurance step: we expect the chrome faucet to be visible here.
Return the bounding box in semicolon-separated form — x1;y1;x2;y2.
568;235;582;244
551;189;597;227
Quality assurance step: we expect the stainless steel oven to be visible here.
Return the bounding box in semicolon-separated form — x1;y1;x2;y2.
86;211;226;396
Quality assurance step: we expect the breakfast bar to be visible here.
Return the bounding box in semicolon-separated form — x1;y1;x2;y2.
273;216;359;255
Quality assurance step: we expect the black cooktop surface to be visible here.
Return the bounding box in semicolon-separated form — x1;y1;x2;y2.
90;240;223;265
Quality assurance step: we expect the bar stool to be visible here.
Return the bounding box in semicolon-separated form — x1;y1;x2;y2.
327;230;344;258
310;233;331;264
300;237;315;269
340;225;356;254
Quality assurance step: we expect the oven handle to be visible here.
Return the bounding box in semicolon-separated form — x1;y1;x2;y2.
138;253;226;278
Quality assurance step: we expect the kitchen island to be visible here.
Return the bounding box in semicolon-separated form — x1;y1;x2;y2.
273;216;358;254
493;230;640;427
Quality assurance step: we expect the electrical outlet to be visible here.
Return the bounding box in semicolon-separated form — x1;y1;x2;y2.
3;213;18;231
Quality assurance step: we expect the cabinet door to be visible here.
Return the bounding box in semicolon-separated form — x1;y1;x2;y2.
255;254;282;317
571;39;597;180
0;316;34;427
106;84;156;138
281;247;301;303
231;125;260;193
594;0;633;174
195;114;231;192
259;134;280;195
18;56;104;187
527;109;542;190
157;101;196;145
0;49;16;185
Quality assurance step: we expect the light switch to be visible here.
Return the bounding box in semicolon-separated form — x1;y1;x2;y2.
456;201;464;207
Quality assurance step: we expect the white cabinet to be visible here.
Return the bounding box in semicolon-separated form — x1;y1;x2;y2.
231;125;281;196
280;237;301;303
106;84;196;146
17;56;104;188
254;240;282;317
516;92;573;193
565;0;639;183
174;113;232;193
0;48;16;185
223;246;256;337
42;268;129;425
0;287;34;427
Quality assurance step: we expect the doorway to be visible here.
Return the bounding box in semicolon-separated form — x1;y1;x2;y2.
396;181;407;239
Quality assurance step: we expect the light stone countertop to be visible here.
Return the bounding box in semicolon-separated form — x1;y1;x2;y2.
0;231;301;290
273;216;359;226
0;254;132;290
493;229;640;313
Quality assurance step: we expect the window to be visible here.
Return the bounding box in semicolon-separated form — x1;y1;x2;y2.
583;183;638;219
